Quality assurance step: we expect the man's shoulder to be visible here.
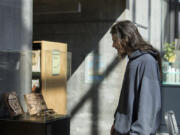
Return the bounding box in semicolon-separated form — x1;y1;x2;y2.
128;53;157;71
129;53;156;65
140;53;156;62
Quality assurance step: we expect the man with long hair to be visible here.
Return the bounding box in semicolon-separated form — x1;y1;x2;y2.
110;20;162;135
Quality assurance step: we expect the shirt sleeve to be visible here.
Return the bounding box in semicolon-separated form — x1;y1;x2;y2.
129;63;161;135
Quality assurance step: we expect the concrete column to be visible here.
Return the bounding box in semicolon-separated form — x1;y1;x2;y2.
0;0;32;111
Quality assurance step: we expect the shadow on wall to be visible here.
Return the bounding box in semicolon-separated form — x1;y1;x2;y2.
70;56;121;135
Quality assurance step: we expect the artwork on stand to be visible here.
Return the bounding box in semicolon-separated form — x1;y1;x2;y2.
2;92;24;118
32;50;41;72
24;93;47;115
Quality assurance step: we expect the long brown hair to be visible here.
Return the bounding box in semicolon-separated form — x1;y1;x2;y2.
110;20;162;79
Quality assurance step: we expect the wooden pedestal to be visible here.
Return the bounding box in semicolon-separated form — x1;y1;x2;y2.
0;115;70;135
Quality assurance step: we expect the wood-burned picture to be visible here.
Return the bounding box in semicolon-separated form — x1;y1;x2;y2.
32;50;41;72
24;93;47;115
3;92;24;117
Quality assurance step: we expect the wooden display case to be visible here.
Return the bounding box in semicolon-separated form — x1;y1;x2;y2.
33;40;68;115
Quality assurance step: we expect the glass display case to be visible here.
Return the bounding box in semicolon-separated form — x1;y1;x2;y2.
0;49;71;135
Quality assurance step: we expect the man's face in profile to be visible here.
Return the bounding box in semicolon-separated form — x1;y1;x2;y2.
112;34;127;58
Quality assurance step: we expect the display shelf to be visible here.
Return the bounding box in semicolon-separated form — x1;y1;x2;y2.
163;72;180;74
162;60;180;85
162;82;180;85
